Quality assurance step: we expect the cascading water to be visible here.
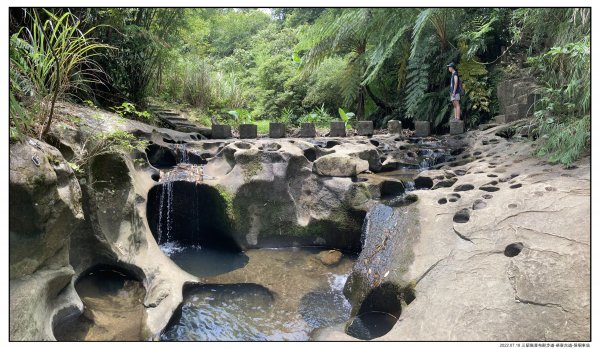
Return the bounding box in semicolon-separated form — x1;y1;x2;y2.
177;143;189;164
156;174;174;245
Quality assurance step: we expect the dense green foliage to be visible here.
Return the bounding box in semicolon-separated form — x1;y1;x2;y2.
9;8;590;166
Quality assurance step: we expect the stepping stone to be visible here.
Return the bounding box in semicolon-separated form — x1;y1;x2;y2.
357;121;374;136
212;124;232;139
269;123;286;138
450;120;464;135
300;123;316;138
330;121;346;137
388;120;402;135
239;124;257;139
414;121;430;137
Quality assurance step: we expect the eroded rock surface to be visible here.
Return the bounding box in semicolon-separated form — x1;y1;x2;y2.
317;125;590;341
9;138;84;340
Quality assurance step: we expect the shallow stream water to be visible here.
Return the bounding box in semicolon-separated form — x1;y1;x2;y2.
161;246;355;341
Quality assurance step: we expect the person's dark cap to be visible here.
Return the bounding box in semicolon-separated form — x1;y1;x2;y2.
447;62;456;68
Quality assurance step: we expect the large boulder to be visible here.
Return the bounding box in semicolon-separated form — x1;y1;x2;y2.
343;202;420;317
69;149;198;338
202;140;380;251
313;154;369;177
9;138;84;340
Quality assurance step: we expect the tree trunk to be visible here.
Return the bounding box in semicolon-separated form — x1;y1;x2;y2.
365;84;392;111
356;87;365;120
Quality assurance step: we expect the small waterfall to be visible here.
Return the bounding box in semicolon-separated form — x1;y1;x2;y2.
156;172;174;245
178;143;189;164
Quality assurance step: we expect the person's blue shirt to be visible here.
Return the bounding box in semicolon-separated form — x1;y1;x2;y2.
450;71;458;95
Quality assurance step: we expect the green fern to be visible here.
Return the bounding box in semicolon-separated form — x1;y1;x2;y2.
404;47;430;120
536;114;590;166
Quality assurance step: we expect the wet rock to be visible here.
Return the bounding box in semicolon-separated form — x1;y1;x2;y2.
317;250;343;266
344;203;419;317
313;154;370;177
203;139;375;251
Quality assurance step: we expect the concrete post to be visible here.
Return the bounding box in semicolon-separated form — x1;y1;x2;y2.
414;121;430;137
449;120;465;135
269;123;286;138
330;121;346;137
211;124;232;139
239;124;257;139
299;123;316;138
357;121;374;136
387;120;402;134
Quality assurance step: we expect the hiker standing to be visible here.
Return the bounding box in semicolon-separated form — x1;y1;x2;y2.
447;62;461;121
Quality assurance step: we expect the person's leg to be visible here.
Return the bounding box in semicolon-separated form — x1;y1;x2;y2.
452;100;459;120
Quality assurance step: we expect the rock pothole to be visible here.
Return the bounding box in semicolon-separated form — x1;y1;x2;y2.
504;242;524;257
453;208;470;223
345;282;403;340
472;199;487;210
479;185;500;192
454;184;474;192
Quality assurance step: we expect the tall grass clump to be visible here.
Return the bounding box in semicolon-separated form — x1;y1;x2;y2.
9;9;112;141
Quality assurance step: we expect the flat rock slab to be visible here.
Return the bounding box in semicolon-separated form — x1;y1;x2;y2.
313;154;369;177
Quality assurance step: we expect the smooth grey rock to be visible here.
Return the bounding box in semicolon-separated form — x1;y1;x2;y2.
9;139;84;340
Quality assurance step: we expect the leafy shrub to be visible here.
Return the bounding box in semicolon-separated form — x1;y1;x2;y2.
69;129;148;175
297;104;333;127
111;102;155;123
528;36;590;166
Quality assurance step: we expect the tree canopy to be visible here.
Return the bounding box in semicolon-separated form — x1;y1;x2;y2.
9;8;590;166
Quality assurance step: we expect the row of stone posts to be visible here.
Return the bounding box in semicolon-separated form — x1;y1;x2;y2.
414;120;465;137
210;119;464;139
211;121;375;139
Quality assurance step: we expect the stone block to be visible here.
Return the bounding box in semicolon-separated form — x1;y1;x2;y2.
330;121;346;137
269;123;286;138
450;120;464;135
239;124;257;139
414;121;430;137
211;124;232;139
387;120;402;134
300;123;316;138
357;121;374;136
